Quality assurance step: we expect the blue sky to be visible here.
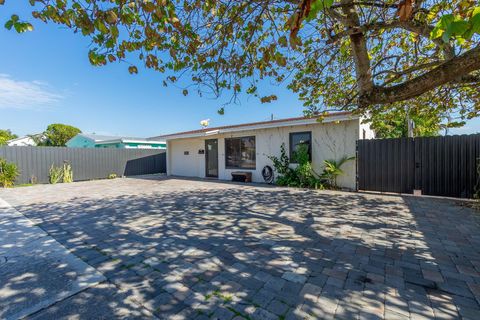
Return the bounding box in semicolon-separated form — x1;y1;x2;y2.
0;3;478;137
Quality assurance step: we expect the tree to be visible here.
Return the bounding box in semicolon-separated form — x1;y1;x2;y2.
0;129;18;146
3;1;479;121
370;104;465;138
42;124;81;147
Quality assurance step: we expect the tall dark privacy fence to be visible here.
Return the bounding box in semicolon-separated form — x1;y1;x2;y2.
357;134;480;198
0;146;166;184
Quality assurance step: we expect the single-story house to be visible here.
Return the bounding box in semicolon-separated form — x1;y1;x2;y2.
7;135;40;146
152;112;374;189
66;133;166;149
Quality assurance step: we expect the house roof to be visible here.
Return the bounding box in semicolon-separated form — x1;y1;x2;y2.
152;111;355;140
7;136;35;143
7;133;43;143
75;133;165;144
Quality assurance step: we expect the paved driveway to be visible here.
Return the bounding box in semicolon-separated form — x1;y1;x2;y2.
1;176;479;319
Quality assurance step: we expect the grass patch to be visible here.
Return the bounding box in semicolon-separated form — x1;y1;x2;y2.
14;183;34;187
204;289;233;304
223;295;233;303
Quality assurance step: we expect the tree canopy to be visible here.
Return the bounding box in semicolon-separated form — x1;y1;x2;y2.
0;129;18;145
369;105;465;138
41;124;81;146
3;0;480;122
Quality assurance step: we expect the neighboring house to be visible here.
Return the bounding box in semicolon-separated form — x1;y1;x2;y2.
152;112;375;189
7;135;39;146
66;133;166;149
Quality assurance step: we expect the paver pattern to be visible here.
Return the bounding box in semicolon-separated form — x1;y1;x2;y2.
0;199;106;320
1;176;479;319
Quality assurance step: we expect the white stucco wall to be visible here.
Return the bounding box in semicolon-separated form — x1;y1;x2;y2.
359;117;376;140
167;118;373;189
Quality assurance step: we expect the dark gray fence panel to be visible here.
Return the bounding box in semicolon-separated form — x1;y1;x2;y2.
357;134;480;198
0;146;166;184
357;138;415;194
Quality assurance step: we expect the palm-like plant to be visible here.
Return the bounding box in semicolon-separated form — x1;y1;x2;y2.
0;158;19;188
321;156;355;189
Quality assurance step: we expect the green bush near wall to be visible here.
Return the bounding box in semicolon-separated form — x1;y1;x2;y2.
0;158;19;188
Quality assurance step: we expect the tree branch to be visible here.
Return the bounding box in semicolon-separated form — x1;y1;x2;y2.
359;45;480;106
331;1;397;9
327;19;455;59
340;0;374;93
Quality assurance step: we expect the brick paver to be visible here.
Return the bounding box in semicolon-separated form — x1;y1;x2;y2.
1;176;479;319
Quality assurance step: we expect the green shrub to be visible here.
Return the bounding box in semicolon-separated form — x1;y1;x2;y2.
49;164;63;184
320;156;355;189
62;162;73;183
268;143;323;189
269;144;355;190
0;158;19;188
108;173;117;179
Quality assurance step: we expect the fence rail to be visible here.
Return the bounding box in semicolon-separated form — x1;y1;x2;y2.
357;134;480;198
0;146;166;185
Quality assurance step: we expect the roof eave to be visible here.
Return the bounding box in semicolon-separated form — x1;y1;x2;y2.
120;139;166;144
162;113;358;140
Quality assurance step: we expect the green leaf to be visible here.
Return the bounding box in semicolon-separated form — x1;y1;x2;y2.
308;0;334;20
430;25;443;39
94;19;108;34
434;14;470;42
4;20;13;30
88;50;106;66
128;65;138;74
323;0;334;9
438;14;454;29
278;35;288;47
449;20;469;35
470;7;480;33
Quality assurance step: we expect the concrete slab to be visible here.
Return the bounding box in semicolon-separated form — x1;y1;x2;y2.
0;198;106;320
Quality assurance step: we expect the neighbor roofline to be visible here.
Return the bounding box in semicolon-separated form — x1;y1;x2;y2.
7;134;41;143
75;133;97;142
96;138;166;145
153;112;356;140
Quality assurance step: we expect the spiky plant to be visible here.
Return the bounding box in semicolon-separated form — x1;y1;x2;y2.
62;162;73;183
321;156;355;189
0;158;19;188
49;164;63;184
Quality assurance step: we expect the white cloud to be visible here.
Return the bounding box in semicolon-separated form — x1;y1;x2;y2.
0;74;63;109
